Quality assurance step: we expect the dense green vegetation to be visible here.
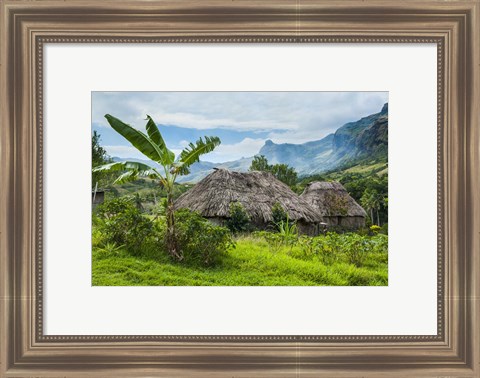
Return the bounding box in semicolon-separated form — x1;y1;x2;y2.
249;155;298;188
92;130;114;189
93;114;221;261
296;160;388;226
92;128;388;287
93;233;387;286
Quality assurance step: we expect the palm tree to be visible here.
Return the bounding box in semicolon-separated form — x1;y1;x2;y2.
93;114;221;260
361;190;375;225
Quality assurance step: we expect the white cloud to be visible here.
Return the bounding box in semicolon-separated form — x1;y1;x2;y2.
92;92;388;135
104;145;145;159
104;145;182;160
144;111;294;132
202;138;266;163
95;92;389;162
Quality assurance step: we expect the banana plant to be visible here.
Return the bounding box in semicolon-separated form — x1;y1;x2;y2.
93;114;221;260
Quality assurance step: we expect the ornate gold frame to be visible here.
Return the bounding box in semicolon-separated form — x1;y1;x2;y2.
1;1;479;376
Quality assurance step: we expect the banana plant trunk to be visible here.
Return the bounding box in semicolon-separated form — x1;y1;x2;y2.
166;193;182;261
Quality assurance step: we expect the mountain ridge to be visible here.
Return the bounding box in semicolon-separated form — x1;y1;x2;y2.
112;103;388;182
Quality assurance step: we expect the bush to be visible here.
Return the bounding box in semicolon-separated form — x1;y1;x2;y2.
314;233;341;265
175;209;235;266
380;223;388;235
226;202;251;234
341;233;372;267
271;202;288;230
95;196;154;254
253;217;298;254
253;231;284;254
277;217;298;250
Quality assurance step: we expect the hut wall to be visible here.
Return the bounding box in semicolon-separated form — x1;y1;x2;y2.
339;216;366;229
322;215;365;231
297;221;319;236
323;216;339;226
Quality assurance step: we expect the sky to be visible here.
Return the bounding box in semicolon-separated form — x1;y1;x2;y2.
92;92;388;164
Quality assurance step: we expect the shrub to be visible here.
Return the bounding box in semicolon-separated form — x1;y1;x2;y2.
258;231;284;254
296;235;318;259
277;217;298;250
314;233;341;265
226;202;251;234
341;233;372;267
253;216;298;254
95;196;154;254
370;225;381;235
271;202;288;230
175;209;235;266
380;223;388;235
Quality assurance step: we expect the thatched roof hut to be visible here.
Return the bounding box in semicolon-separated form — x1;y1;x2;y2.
300;181;367;229
175;168;322;234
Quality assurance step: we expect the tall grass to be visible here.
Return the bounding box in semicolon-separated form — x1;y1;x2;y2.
92;234;387;286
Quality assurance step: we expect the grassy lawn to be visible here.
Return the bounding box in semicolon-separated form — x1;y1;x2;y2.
92;236;388;286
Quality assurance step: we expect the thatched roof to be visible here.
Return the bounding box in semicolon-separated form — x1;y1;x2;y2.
300;181;367;217
175;169;322;224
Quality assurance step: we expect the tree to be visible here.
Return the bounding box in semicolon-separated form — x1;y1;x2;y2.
226;202;251;234
360;188;385;226
93;114;221;260
360;189;375;224
92;131;112;189
250;155;270;172
270;163;297;188
249;155;297;188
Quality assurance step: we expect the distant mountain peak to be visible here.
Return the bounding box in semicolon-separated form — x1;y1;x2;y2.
111;104;388;182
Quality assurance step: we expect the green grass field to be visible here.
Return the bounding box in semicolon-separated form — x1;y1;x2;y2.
92;236;388;286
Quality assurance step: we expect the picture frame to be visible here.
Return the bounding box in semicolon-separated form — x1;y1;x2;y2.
1;0;478;376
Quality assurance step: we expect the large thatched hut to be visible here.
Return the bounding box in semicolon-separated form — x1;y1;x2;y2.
175;169;322;235
300;181;367;230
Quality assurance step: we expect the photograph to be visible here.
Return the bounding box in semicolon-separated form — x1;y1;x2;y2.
91;92;389;286
3;1;479;376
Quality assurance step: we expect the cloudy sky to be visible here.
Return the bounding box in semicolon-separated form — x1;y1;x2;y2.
92;92;388;164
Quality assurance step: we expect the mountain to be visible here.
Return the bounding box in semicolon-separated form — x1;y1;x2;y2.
111;103;388;182
259;103;388;175
111;156;253;183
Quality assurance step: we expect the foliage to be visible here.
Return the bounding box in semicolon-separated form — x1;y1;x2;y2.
174;209;235;266
226;202;251;234
256;230;387;268
277;217;298;248
252;231;284;254
370;225;381;234
249;155;270;171
298;167;388;225
340;233;371;267
249;155;297;188
95;197;154;254
253;217;298;253
271;202;288;230
92;114;221;261
270;163;297;187
92;234;388;286
91;131;113;189
94;242;125;258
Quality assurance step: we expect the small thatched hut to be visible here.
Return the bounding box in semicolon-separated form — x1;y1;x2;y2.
175;168;322;235
300;181;367;230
